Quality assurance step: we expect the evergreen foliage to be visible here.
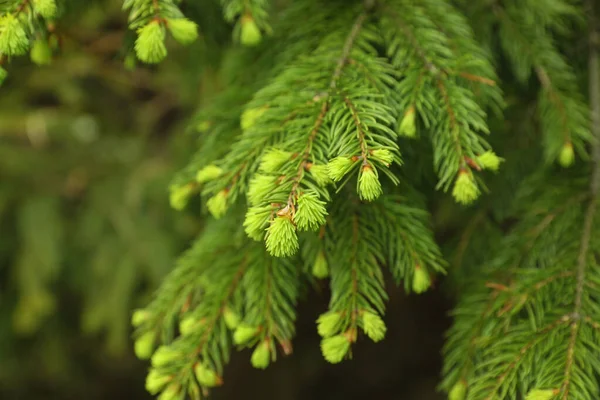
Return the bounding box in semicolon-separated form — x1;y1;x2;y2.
3;0;600;399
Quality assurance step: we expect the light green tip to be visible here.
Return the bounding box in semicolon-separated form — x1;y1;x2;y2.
247;174;276;206
145;369;172;395
30;39;52;66
131;309;151;327
33;0;57;19
412;266;431;294
327;156;356;182
320;334;350;364
250;341;271;369
448;380;467;400
169;183;194;211
0;14;29;56
558;142;575;167
178;315;198;336
259;148;292;173
151;345;181;367
451;170;480;205
312;251;329;279
308;164;331;186
361;311;386;342
316;312;341;338
399;106;417;138
477;150;503;172
207;189;228;219
224;307;241;330
166;18;198;45
240;16;262;46
358;165;382;202
194;363;221;387
196;164;223;183
295;191;328;232
233;324;259;345
371;149;394;166
240;106;267;130
243;205;271;241
157;383;180;400
135;21;167;64
265;215;299;258
134;331;155;360
525;389;558;400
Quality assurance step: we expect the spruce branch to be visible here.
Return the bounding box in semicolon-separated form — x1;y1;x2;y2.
561;3;600;396
381;0;497;201
487;0;591;165
123;0;198;63
283;10;367;209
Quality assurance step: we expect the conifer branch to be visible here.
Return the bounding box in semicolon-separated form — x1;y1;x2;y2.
561;4;600;396
285;11;367;208
487;0;591;164
486;316;572;400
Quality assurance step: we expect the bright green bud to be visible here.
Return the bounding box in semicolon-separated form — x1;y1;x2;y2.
30;39;52;65
233;324;259;345
259;148;292;173
0;15;29;56
247;174;276;206
207;189;228;219
525;389;558;400
558;142;575;167
412;266;431;294
371;149;394;166
308;164;331;186
399;106;417;138
452;170;479;205
151;345;181;367
0;67;7;86
240;15;262;46
224;307;240;330
265;215;299;257
134;331;155;359
135;21;167;64
240;106;267;130
477;151;503;172
166;18;198;45
312;251;329;279
169;183;194;211
131;309;151;327
320;334;350;364
361;311;386;343
448;380;467;400
358;165;382;202
243;205;271;241
145;369;171;394
251;341;271;369
33;0;57;19
194;363;220;387
179;315;198;336
327;156;356;182
196;165;223;183
316;312;340;338
295;191;327;231
158;383;180;400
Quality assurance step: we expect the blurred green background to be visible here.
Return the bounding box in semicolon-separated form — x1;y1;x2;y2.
0;1;448;399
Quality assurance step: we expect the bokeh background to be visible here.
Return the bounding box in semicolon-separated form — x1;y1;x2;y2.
0;1;450;398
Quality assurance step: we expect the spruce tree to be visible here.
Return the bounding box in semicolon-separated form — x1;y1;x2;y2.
3;0;600;399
